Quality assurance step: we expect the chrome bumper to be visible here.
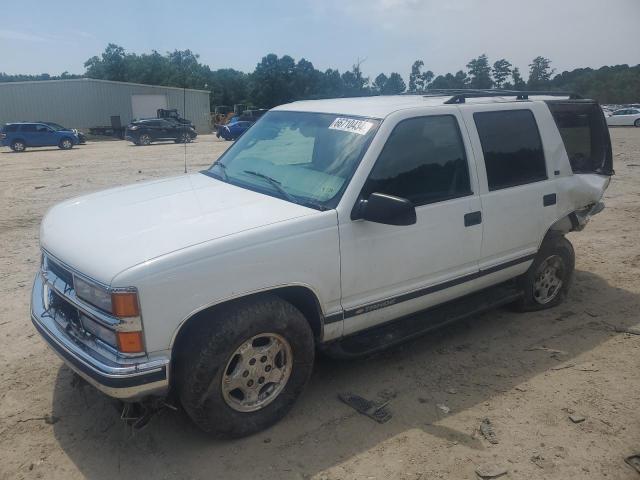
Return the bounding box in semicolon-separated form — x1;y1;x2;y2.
31;273;170;400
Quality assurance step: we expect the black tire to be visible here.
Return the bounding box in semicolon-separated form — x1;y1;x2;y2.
174;132;191;144
10;140;26;152
138;134;151;146
513;235;575;312
176;294;314;437
634;119;640;127
58;137;74;150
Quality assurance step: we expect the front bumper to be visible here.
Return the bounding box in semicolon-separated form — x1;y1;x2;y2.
30;273;169;400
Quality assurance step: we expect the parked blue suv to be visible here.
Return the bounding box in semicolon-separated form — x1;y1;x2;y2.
1;122;79;152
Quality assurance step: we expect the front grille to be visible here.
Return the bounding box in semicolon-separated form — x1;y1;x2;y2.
47;257;74;287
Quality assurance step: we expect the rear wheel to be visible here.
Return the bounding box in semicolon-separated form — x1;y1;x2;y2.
634;119;640;127
176;295;314;437
513;235;575;311
10;140;26;152
175;132;191;143
58;137;74;150
138;134;151;146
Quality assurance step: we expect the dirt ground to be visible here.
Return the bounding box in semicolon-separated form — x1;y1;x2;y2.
1;130;639;480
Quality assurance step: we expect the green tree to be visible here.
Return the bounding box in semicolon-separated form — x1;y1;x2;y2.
341;63;369;97
528;56;554;89
492;59;512;88
84;43;127;81
373;73;388;94
382;72;406;94
466;54;492;89
511;67;526;90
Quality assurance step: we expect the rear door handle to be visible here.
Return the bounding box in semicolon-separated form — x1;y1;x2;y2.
543;193;557;206
464;211;482;227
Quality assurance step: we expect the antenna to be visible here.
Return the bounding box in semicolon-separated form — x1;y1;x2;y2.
183;84;187;174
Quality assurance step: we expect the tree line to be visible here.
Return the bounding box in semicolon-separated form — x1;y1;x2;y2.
1;44;638;108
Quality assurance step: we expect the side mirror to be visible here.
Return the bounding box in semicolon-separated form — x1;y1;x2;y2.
353;192;416;226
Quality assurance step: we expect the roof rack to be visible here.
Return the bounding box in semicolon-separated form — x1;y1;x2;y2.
417;89;581;104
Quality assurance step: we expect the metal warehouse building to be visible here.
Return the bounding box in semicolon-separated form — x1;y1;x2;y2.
0;78;211;133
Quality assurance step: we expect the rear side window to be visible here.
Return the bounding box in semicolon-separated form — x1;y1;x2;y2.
546;102;613;175
20;124;37;132
362;115;471;206
3;124;18;132
474;110;547;191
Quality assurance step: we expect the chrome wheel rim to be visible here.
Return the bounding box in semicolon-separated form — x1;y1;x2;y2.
140;135;150;145
62;140;71;148
221;333;293;412
533;255;564;304
181;133;191;143
14;142;24;151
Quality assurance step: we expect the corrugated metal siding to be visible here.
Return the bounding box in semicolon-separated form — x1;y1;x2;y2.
0;79;211;132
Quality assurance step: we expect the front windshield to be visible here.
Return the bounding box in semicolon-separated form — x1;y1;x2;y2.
205;111;380;210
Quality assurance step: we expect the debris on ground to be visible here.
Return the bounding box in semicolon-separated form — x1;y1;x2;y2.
515;386;527;392
569;414;586;424
338;393;392;423
60;184;72;188
551;363;576;371
437;403;451;414
525;346;567;355
574;363;599;372
615;324;640;336
531;453;554;470
475;464;508;479
34;186;45;190
624;454;640;473
480;418;499;444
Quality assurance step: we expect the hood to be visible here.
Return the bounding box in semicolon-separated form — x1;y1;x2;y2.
41;173;317;285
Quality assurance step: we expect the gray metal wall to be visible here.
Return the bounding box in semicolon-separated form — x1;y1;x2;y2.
0;79;211;132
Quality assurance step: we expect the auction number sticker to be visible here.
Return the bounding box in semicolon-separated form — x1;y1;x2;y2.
329;117;374;135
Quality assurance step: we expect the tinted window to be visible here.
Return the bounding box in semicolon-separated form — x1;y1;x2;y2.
36;124;50;132
474;110;547;191
547;101;613;174
20;124;37;132
4;124;18;132
362;115;471;206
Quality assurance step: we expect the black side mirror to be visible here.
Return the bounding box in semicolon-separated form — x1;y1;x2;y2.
353;192;416;226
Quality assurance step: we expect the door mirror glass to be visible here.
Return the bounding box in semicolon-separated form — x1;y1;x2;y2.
355;192;416;226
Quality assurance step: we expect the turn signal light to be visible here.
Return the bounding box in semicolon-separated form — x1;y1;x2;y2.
117;331;144;353
111;292;140;317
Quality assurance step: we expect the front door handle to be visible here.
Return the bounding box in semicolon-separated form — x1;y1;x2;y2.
464;211;482;227
543;193;557;206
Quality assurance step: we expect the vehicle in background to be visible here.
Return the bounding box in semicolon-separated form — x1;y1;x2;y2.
157;109;194;128
1;122;79;152
39;122;87;144
216;120;253;140
606;108;640;126
125;118;197;146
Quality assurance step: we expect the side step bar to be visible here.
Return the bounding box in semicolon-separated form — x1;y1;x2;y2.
322;282;523;359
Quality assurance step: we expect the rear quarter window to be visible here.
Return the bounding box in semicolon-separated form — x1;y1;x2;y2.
546;102;613;175
473;109;547;191
3;124;18;132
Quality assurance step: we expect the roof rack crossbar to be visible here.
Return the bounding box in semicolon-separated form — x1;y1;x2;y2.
416;89;581;104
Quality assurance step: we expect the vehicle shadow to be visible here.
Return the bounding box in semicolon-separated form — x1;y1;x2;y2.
1;148;67;154
50;270;640;479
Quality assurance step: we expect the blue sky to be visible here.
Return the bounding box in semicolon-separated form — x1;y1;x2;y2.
2;0;638;80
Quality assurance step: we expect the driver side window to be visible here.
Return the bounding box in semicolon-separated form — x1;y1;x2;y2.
362;115;471;206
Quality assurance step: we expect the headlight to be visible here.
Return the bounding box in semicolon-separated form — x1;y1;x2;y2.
74;276;140;318
74;276;112;312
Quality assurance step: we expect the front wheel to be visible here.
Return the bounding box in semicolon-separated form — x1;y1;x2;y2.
138;134;151;146
175;132;192;143
58;138;74;150
513;235;575;311
634;119;640;127
176;295;314;437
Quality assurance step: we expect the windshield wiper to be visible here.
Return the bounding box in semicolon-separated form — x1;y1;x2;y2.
242;170;297;204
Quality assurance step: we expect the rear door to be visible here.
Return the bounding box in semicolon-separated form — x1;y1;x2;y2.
461;105;552;270
19;124;38;145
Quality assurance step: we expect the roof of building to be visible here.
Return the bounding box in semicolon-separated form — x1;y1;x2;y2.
273;91;579;118
0;77;210;93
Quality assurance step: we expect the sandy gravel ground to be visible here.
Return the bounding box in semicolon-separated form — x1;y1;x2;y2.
0;131;639;480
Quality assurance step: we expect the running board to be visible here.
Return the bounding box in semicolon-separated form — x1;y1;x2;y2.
322;282;523;359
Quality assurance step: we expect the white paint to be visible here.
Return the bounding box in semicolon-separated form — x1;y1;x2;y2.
131;94;167;120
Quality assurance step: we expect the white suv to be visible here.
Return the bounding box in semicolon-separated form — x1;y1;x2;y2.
31;91;613;437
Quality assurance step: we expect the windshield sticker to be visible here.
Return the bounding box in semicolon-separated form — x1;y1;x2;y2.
329;117;374;135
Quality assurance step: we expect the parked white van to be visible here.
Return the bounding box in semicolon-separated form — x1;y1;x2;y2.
32;90;613;437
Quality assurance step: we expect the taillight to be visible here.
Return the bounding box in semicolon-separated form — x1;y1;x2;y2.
0;133;6;139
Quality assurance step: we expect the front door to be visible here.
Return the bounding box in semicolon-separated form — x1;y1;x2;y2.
339;111;483;335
